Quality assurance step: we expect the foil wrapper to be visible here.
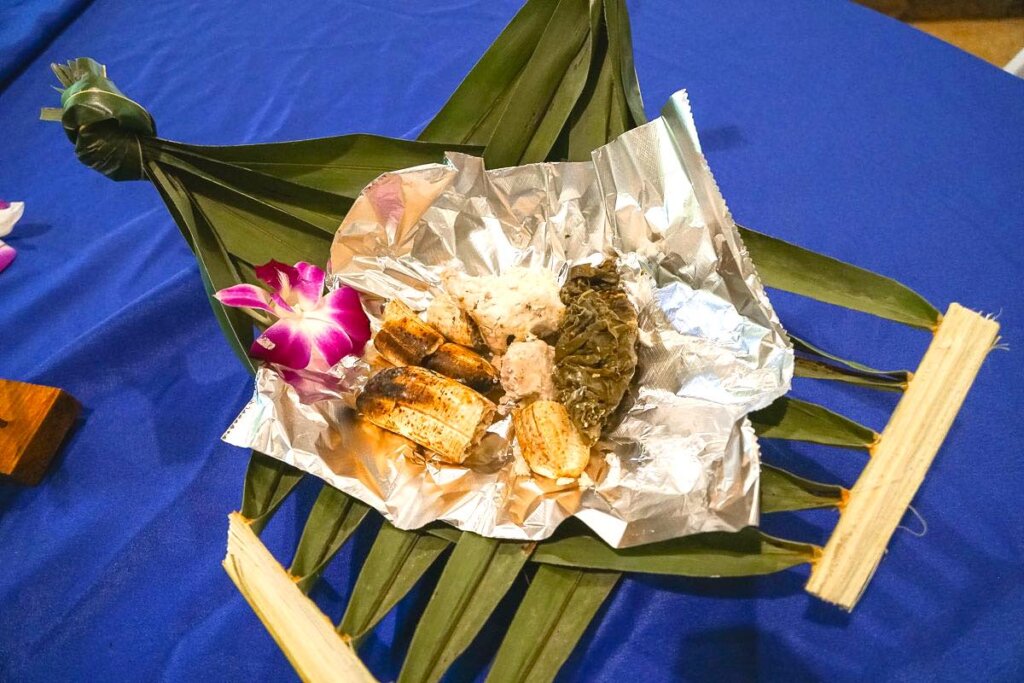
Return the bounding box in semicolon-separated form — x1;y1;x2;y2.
224;91;793;548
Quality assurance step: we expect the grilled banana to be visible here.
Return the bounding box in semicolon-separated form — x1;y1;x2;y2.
424;343;499;393
426;292;483;347
374;300;445;366
512;400;591;479
357;366;496;464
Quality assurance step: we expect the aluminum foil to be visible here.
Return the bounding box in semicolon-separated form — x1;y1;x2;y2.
224;90;793;548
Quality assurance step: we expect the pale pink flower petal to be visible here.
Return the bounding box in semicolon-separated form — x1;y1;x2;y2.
213;283;275;313
366;174;405;229
293;261;327;304
0;243;16;274
0;201;24;238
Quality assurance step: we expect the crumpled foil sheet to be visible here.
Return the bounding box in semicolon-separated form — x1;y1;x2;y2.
224;90;793;548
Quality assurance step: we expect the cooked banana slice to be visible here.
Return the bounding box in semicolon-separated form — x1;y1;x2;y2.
382;299;417;323
423;343;499;393
357;366;496;464
512;400;590;479
374;300;445;366
425;292;482;347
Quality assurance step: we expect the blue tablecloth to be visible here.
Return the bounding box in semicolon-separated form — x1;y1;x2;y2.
2;1;1022;680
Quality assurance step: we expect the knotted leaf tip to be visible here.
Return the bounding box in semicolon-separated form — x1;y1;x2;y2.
44;58;156;181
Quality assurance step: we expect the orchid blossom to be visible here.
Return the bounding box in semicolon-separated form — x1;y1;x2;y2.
214;260;371;372
0;200;24;274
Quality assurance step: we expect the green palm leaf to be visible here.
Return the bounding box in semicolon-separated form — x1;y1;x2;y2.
739;225;940;329
760;464;845;513
751;397;878;449
338;524;453;641
289;486;372;593
398;534;535;683
532;526;818;577
486;566;619;683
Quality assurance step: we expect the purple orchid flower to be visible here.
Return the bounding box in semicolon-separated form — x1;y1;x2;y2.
0;200;24;274
214;260;371;372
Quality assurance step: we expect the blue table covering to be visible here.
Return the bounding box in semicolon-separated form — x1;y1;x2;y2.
2;1;1022;680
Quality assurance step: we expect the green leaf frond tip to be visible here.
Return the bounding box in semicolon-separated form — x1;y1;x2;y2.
792;334;910;391
289;486;372;593
398;533;535;683
738;224;940;329
750;397;879;449
487;566;620;683
760;464;846;513
239;452;304;536
338;524;453;642
531;525;819;577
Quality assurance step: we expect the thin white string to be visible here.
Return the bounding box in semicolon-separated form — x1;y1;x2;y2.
897;504;928;538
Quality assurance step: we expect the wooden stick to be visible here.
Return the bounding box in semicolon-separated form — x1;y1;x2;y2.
223;513;378;683
806;303;998;609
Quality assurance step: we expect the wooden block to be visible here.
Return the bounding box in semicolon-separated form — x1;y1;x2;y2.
0;379;80;485
806;303;999;609
223;513;378;683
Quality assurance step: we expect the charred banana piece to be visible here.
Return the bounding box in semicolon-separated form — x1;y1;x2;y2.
357;366;496;464
424;343;499;393
426;292;483;348
374;300;445;366
512;400;590;479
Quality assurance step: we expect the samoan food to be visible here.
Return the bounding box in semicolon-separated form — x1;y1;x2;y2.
356;258;639;478
357;366;495;464
443;267;564;353
553;260;639;443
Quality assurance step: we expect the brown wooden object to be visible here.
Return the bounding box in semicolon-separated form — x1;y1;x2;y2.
0;379;80;485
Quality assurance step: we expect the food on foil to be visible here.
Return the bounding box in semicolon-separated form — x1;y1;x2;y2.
354;260;639;480
444;267;565;353
499;338;556;401
554;259;639;443
423;342;499;394
374;300;444;366
356;366;496;464
426;292;483;348
230;95;795;546
512;400;590;479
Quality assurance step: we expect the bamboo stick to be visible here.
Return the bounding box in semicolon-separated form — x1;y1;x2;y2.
223;513;378;683
806;303;998;609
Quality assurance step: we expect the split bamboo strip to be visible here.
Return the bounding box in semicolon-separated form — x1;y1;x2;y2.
806;303;998;609
223;513;378;683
